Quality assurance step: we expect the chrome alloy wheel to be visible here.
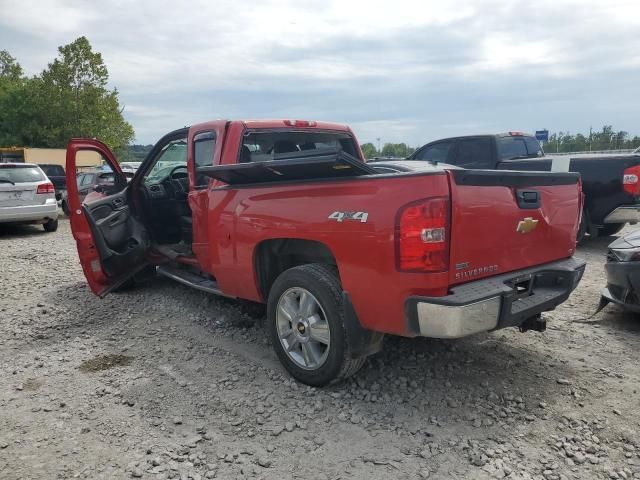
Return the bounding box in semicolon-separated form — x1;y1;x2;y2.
275;287;331;370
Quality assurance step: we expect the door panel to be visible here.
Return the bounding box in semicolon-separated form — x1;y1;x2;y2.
66;139;150;297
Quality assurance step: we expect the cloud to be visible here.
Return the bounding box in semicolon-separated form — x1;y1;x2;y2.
0;0;639;144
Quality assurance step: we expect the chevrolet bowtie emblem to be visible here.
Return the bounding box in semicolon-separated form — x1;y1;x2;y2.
516;217;539;234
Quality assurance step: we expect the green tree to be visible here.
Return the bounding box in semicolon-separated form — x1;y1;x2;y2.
0;38;134;150
32;36;134;149
380;142;415;158
0;50;23;79
0;50;28;146
360;142;378;159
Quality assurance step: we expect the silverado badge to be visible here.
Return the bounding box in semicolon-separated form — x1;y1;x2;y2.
516;217;539;234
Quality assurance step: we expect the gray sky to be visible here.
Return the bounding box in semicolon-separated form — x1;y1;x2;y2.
1;0;639;146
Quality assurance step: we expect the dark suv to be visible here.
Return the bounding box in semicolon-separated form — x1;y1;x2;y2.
38;164;68;214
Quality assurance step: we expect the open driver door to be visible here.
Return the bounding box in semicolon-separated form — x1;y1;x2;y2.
66;139;151;297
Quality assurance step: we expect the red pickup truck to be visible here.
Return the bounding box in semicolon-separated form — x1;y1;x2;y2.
66;120;586;386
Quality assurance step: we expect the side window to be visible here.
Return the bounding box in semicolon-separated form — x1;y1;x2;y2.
76;174;84;187
193;131;216;187
82;174;95;186
453;138;493;168
415;142;452;162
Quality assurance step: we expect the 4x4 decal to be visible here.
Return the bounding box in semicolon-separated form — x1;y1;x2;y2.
328;211;369;223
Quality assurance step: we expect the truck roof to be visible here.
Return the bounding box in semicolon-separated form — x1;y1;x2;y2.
190;119;352;132
424;132;536;143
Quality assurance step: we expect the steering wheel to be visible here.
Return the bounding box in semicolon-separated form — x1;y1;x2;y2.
169;165;189;179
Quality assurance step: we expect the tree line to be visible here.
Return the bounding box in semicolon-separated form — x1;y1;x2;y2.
360;142;416;159
543;126;640;153
0;37;133;153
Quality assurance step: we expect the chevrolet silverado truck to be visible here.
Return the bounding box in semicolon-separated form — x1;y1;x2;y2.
407;132;640;241
66;120;586;386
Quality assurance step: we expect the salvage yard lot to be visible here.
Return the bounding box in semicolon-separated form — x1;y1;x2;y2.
1;220;639;480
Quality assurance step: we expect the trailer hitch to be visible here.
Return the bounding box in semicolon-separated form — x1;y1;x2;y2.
519;314;546;333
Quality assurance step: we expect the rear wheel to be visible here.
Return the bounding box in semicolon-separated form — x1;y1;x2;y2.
43;218;58;232
598;223;625;237
267;264;366;386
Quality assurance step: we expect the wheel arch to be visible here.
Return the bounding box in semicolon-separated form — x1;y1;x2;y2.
253;238;339;301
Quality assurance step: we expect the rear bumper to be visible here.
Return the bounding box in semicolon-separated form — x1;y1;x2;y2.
604;205;640;224
0;201;59;223
405;257;586;339
601;259;640;312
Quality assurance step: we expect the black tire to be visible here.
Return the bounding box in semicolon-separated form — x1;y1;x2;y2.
61;200;70;216
598;223;625;237
43;218;58;232
267;264;366;386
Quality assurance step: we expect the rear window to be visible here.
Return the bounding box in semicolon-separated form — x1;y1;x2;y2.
239;131;359;163
0;165;45;183
39;165;65;177
525;137;544;157
497;137;528;160
498;135;544;160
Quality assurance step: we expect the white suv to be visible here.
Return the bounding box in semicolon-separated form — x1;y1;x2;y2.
0;163;59;232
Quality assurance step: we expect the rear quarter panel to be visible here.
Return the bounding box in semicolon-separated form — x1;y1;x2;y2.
205;173;452;336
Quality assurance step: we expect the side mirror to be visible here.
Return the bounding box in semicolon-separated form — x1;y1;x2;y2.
93;184;104;193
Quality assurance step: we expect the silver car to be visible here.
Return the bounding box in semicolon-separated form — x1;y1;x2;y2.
0;163;59;232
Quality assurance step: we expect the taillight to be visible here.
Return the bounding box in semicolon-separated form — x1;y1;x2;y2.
396;197;450;272
37;182;55;194
623;165;640;196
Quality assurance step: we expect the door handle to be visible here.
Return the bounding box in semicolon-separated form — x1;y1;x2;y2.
516;190;540;209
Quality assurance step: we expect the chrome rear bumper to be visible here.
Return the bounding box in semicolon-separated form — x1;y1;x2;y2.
405;257;586;339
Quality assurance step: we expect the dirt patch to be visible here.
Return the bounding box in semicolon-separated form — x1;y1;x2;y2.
78;354;133;373
22;378;42;391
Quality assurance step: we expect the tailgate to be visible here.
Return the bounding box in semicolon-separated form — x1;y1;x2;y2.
0;183;38;207
447;169;581;285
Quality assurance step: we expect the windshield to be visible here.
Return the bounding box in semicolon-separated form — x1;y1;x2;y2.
144;140;188;183
0;165;45;183
240;131;359;163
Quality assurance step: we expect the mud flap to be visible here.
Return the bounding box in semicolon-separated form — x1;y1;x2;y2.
342;292;384;359
593;296;610;316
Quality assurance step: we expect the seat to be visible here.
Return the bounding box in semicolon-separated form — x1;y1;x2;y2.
239;145;252;163
272;140;299;154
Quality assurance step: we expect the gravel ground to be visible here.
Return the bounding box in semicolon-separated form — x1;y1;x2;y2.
1;219;639;480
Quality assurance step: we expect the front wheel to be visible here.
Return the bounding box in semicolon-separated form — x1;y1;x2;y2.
267;264;366;386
